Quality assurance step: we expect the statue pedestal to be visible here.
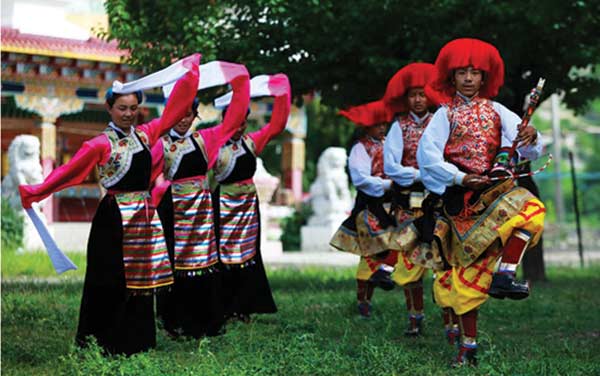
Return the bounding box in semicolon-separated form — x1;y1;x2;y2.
300;216;346;252
300;146;352;253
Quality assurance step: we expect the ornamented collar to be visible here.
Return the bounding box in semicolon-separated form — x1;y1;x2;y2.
169;128;193;140
454;91;481;106
408;111;431;125
108;122;134;137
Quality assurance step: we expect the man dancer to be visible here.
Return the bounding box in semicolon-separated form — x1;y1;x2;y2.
383;62;438;336
417;38;545;365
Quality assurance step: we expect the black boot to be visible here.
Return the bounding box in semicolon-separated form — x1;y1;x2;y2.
368;269;396;291
404;314;424;337
357;302;372;318
452;345;477;367
488;272;530;300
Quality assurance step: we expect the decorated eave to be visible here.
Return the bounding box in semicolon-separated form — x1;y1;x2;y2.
0;27;163;105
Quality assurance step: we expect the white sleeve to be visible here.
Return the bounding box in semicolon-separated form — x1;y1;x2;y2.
494;102;543;160
416;107;467;195
384;121;420;186
348;143;388;197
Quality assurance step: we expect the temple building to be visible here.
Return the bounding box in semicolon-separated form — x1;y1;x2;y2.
1;1;306;247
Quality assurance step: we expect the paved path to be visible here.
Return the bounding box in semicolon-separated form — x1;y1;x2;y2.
262;250;600;267
3;250;598;285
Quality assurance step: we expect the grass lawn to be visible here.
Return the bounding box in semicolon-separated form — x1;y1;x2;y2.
2;251;600;375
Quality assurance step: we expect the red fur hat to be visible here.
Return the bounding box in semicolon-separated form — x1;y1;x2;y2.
339;100;394;127
426;38;505;103
383;62;440;113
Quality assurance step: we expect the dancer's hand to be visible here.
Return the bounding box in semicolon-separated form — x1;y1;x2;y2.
516;126;538;147
462;174;490;190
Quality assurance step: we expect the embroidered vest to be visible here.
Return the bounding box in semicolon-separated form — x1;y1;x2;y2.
161;131;209;180
98;127;150;188
399;114;431;168
360;137;386;178
215;135;256;182
443;96;501;174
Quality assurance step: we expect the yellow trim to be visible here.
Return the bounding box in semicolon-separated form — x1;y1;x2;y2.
126;280;174;289
174;259;219;270
1;45;126;63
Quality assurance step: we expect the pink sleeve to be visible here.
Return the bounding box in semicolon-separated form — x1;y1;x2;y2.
249;75;291;155
149;141;171;206
137;54;201;145
200;72;250;169
19;136;109;209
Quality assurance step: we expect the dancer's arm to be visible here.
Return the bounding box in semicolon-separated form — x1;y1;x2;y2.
248;74;291;155
384;121;420;186
137;54;201;145
199;63;250;168
19;136;109;208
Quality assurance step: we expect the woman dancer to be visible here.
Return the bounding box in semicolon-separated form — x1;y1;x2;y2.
153;63;250;337
212;74;291;321
19;54;200;355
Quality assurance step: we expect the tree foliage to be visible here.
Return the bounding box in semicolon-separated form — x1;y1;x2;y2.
103;0;600;114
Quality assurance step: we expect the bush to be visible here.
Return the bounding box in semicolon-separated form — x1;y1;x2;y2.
1;199;24;250
280;204;312;251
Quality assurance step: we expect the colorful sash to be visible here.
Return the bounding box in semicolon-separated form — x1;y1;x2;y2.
395;181;545;269
218;182;259;265
443;182;544;267
330;206;397;256
114;190;174;291
171;176;219;272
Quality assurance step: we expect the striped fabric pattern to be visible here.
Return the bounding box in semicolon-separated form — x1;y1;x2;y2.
115;191;174;290
218;187;259;265
171;178;219;270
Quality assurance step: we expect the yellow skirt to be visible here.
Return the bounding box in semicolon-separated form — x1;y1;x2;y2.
432;270;453;309
392;252;426;286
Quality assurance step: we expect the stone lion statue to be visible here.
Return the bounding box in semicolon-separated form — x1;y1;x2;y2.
1;135;46;250
2;135;44;208
307;147;352;226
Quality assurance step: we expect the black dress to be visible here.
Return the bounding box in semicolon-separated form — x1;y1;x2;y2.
213;140;277;318
156;134;226;338
75;131;157;356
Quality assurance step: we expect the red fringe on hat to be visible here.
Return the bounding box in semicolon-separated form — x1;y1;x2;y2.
383;62;441;113
426;38;505;102
339;100;394;127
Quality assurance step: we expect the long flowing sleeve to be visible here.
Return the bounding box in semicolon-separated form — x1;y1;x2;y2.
200;65;250;168
149;141;171;206
417;107;465;195
248;74;291;155
384;121;420;186
19;136;109;208
493;102;543;160
348;143;391;197
137;54;201;145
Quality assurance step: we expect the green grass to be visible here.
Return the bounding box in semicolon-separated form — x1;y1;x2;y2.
2;266;600;375
1;248;87;279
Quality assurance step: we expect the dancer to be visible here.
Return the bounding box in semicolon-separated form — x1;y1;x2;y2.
153;63;250;337
330;100;397;318
212;74;291;321
417;38;545;365
19;54;200;355
383;62;437;335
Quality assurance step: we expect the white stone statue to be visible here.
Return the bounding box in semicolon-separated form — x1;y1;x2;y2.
301;147;353;252
307;147;352;226
1;135;47;251
254;157;283;257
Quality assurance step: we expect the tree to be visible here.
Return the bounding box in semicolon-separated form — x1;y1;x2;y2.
103;0;600;114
